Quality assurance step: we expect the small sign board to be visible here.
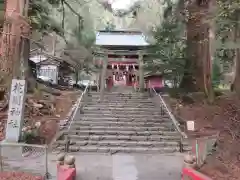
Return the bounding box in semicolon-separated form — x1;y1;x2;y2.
5;79;26;142
187;121;195;131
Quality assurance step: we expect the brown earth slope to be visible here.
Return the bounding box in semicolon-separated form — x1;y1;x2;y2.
0;90;79;143
165;93;240;180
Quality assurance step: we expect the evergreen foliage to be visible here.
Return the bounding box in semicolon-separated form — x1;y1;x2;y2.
147;0;240;93
146;1;186;86
29;0;63;35
215;0;240;70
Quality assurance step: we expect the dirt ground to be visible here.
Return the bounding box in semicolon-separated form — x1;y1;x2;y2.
165;93;240;180
0;90;80;143
33;90;80;143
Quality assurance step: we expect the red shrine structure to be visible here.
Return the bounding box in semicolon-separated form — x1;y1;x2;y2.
93;30;163;91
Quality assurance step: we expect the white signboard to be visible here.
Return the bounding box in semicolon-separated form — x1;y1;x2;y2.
187;121;195;131
5;79;26;142
38;65;58;84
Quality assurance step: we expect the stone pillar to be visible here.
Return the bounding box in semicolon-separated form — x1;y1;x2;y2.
100;53;107;100
138;52;144;92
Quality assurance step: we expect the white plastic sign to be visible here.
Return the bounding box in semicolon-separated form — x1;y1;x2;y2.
187;121;195;131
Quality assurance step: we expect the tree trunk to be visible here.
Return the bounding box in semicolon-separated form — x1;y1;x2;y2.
179;21;199;92
24;38;37;93
232;17;240;94
179;58;196;92
180;1;213;93
0;0;30;98
203;0;216;103
0;21;13;99
75;70;79;85
233;49;240;93
203;26;214;102
180;1;203;92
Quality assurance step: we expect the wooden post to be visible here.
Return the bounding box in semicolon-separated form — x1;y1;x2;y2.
98;56;102;92
52;33;57;56
100;53;107;100
138;52;144;92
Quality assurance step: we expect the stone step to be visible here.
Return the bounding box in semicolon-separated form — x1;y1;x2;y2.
55;145;180;153
82;110;165;115
84;105;158;108
72;121;174;127
77;117;169;123
81;112;167;117
89;98;152;102
86;102;155;105
86;101;155;105
83;107;159;111
85;104;156;107
90;94;150;97
56;139;184;148
67;129;179;136
67;134;181;141
87;101;155;105
86;105;158;108
69;125;174;132
90;98;152;102
78;114;169;118
88;95;151;100
90;93;149;96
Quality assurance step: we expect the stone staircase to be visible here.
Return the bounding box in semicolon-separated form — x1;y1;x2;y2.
55;90;189;153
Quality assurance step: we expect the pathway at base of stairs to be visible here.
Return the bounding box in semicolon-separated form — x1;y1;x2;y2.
48;152;184;180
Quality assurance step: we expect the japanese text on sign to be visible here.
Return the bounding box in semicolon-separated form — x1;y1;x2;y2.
7;81;25;129
6;79;26;142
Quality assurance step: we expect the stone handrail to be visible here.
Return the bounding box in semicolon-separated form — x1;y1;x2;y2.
151;88;187;139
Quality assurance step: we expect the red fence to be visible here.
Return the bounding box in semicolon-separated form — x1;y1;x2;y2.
182;167;212;180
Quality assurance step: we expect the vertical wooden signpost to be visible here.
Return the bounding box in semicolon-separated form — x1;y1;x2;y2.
5;79;26;142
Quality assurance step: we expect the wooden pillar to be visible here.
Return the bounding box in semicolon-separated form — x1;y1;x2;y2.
138;52;144;92
100;53;107;100
97;56;101;92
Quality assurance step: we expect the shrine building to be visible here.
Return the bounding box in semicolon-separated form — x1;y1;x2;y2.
93;30;153;91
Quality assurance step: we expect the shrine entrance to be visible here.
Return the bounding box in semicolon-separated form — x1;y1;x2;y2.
93;30;150;93
107;62;139;87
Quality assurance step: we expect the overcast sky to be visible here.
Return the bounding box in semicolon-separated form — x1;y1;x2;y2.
109;0;140;10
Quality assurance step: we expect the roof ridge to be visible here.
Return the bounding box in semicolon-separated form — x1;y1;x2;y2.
97;30;143;34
